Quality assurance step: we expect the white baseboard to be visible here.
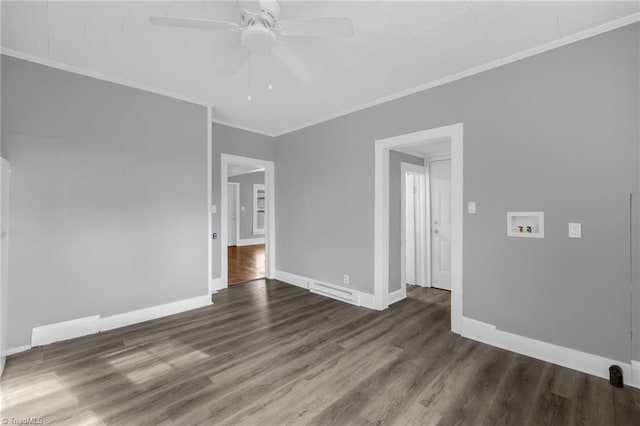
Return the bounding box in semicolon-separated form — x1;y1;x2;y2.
632;360;640;389
237;237;265;246
32;315;100;347
388;288;407;305
210;277;226;293
358;292;375;309
275;270;375;309
5;345;31;356
30;295;211;348
100;295;211;332
275;270;309;289
462;317;639;389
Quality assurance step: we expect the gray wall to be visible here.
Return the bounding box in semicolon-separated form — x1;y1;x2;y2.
228;171;265;240
2;56;209;348
389;150;424;292
211;123;274;278
275;24;639;363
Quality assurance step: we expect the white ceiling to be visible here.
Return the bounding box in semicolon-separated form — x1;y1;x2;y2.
228;163;265;176
3;1;639;136
395;137;451;157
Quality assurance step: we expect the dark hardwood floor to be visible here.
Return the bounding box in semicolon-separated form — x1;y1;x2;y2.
2;281;639;425
228;244;265;285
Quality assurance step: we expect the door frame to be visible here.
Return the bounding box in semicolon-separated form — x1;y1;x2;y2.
227;182;240;246
374;123;463;334
220;153;275;289
400;162;428;299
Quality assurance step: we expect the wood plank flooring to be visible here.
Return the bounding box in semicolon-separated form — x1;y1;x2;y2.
228;244;265;285
2;280;639;425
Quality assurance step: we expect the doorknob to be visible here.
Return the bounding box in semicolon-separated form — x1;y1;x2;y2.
433;229;439;234
434;220;439;225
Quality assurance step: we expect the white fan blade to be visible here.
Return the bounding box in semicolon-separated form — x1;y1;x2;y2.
149;16;241;31
215;46;250;74
278;17;354;37
271;43;309;83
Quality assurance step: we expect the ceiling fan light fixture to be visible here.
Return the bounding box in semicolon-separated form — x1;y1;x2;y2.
241;25;275;52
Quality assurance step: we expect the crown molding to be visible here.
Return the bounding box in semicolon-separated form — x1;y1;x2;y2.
1;47;212;108
211;118;277;138
274;12;640;137
3;12;638;138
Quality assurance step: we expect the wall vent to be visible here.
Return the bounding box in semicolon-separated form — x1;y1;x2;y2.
308;280;359;305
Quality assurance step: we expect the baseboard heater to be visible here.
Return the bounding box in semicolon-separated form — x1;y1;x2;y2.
308;280;359;305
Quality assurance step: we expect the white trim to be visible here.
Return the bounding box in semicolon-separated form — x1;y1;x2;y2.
275;270;309;290
424;159;433;288
227;182;240;246
207;106;215;295
30;295;211;348
275;270;375;309
5;14;638;139
1;48;209;107
375;123;463;334
228;167;265;178
275;13;640;137
99;295;210;332
237;237;265;246
632;360;640;389
221;154;276;289
400;162;428;296
388;288;406;305
212;119;276;138
427;154;452;163
5;345;30;356
463;316;640;389
210;277;226;293
32;315;100;347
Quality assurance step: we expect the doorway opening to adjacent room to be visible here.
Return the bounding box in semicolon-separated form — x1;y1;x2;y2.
374;123;463;333
221;154;275;288
399;146;452;299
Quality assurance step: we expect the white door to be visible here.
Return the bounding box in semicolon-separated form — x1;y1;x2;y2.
430;159;451;290
405;174;416;285
227;183;238;246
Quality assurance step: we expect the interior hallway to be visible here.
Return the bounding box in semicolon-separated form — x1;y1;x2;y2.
2;282;638;425
228;243;265;284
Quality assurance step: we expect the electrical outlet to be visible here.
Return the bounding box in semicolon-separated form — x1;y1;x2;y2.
211;205;217;214
343;274;349;285
568;223;582;239
468;202;477;214
241;206;245;211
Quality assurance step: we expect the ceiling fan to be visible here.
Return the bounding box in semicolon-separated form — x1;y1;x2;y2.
149;0;354;85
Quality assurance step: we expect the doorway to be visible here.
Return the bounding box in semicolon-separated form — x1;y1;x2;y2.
399;152;452;297
220;154;275;289
226;165;265;285
374;123;463;333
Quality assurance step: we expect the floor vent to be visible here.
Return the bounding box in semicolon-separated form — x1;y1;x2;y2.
308;280;359;305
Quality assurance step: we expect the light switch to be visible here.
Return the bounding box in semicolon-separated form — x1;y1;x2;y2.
569;223;582;239
211;205;217;214
468;202;477;214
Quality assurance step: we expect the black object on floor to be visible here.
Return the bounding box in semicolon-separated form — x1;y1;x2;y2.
609;365;624;388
